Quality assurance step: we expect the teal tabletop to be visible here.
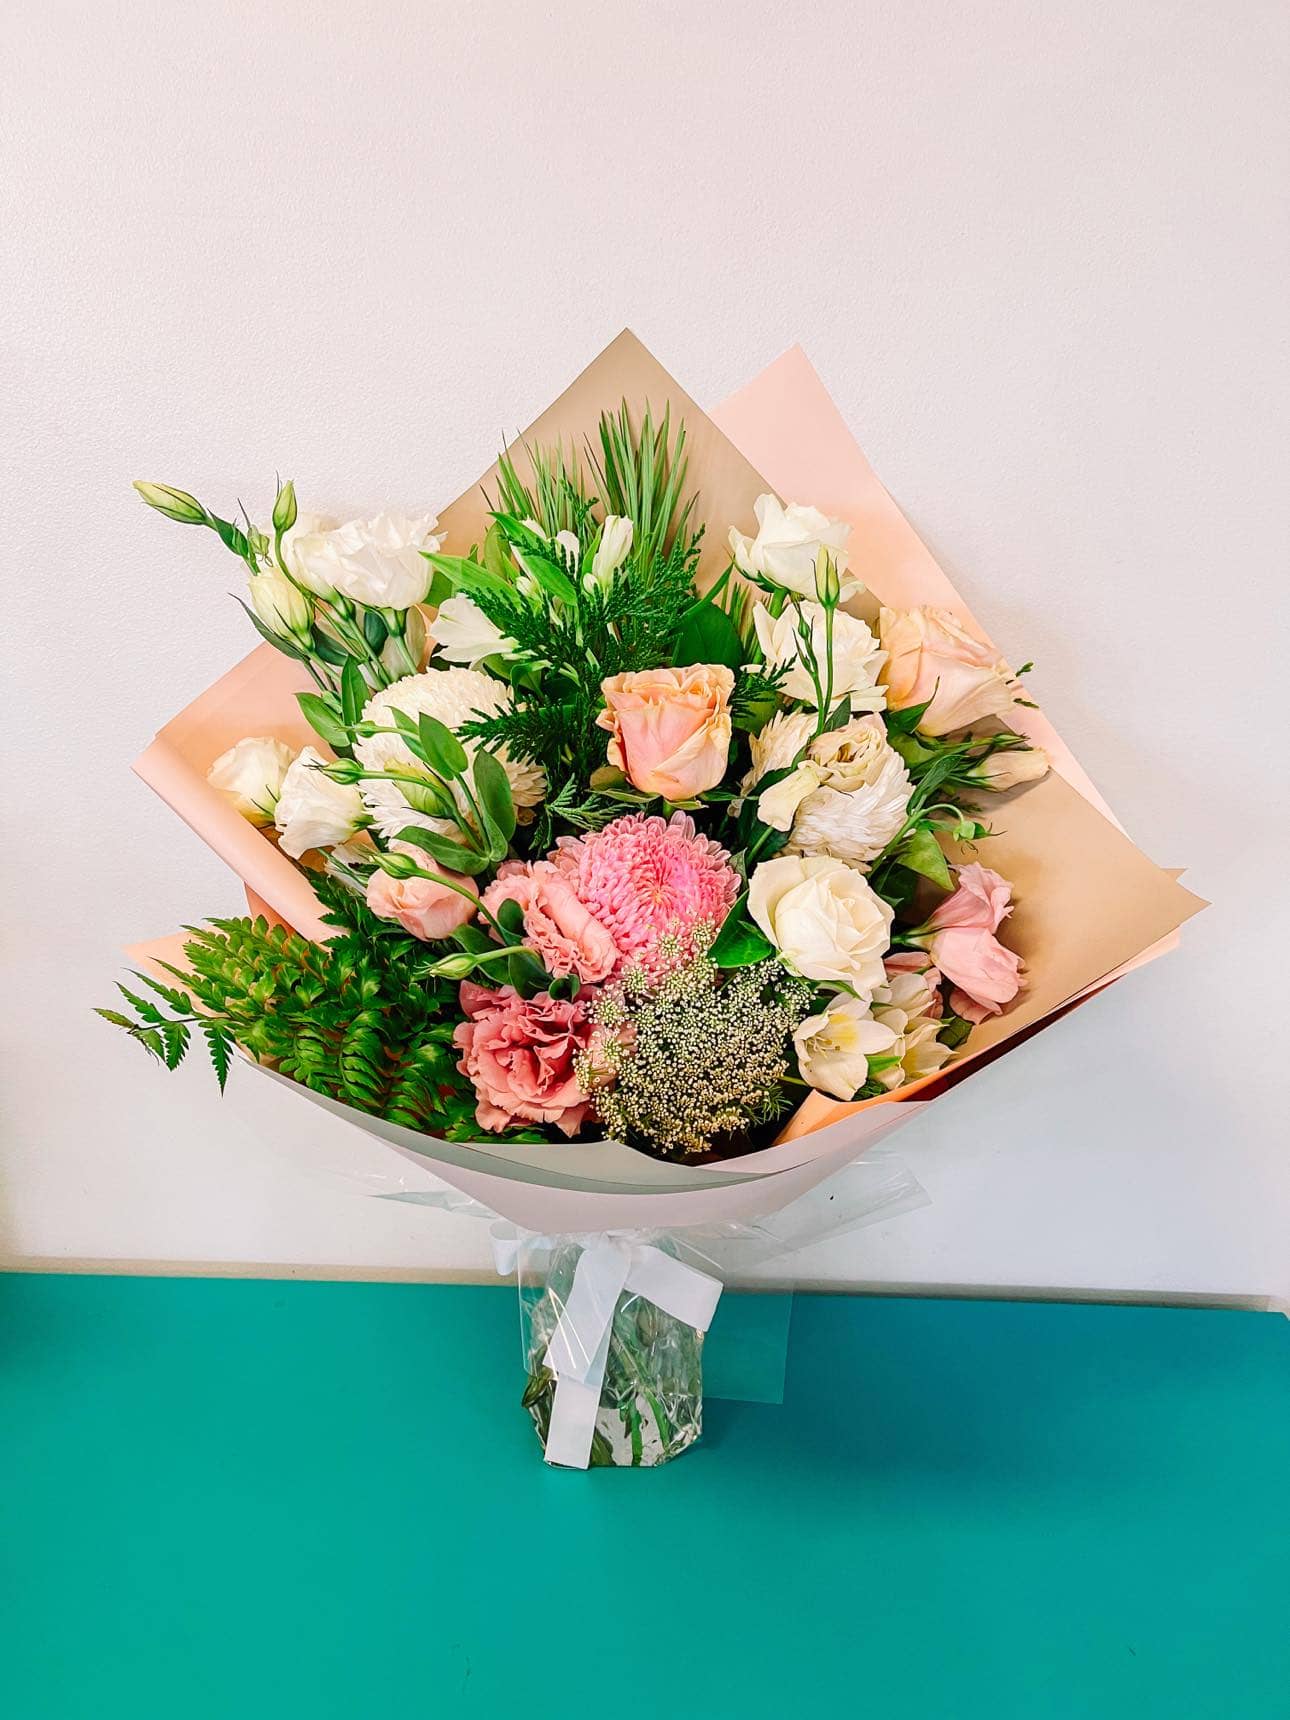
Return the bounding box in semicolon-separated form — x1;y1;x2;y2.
2;1275;1287;1719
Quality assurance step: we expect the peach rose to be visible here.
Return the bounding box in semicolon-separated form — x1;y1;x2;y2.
453;982;598;1137
482;860;620;984
597;664;734;800
878;606;1019;736
919;863;1022;1020
366;857;477;941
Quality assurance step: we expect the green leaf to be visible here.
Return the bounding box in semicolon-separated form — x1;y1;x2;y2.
894;826;953;891
451;923;495;954
483;522;513;581
547;973;581;1003
297;692;350;750
885;694;935;735
95;1008;136;1030
506;948;551;996
887;728;937;767
674;596;745;670
340;658;367;727
310;626;349;666
203;1024;233;1090
417;714;468;779
362;609;389;654
392;826;490;877
424;552;514;604
495;895;525;939
708;899;775;968
471;746;516;846
939;1015;973;1051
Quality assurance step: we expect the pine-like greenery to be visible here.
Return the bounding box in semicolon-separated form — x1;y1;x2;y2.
97;878;484;1138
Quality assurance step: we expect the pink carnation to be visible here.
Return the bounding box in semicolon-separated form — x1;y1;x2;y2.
481;860;620;984
552;811;740;978
453;982;598;1138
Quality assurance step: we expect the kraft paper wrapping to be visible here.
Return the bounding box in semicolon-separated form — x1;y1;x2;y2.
125;330;1205;1218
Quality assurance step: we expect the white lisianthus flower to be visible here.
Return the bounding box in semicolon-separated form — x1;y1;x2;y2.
729;495;858;601
274;747;366;859
292;512;442;610
967;746;1050;792
787;715;913;868
751;600;886;710
793;994;900;1101
757;761;827;832
587;515;633;587
248;566;311;641
427;595;516;668
206;736;295;826
271;512;337;597
355;668;546;840
871;965;955;1090
748;854;894;998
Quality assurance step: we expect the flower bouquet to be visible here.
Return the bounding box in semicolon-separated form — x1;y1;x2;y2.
103;332;1204;1466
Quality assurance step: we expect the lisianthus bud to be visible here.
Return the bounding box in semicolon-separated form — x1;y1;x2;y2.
424;952;479;980
248;567;312;641
967;746;1049;792
375;849;422;878
814;549;842;607
272;479;298;535
134;481;207;525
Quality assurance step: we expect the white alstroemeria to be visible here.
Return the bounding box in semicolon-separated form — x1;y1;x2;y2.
748;853;894;998
729;495;858;601
871;969;954;1091
793;994;900;1101
756;761;827;832
751;600;886;710
206;736;295;826
739;709;818;795
587;515;633;587
274;746;366;859
787;715;913;868
554;529;580;565
271;512;338;597
427;594;516;668
292;511;441;610
247;566;312;641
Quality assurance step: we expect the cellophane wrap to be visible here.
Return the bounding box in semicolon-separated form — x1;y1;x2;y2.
519;1236;708;1467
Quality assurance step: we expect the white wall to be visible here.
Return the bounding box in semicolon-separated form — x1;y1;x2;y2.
3;0;1287;1301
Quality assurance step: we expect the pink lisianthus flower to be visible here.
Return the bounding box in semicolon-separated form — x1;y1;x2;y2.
366;857;477;941
552;811;740;979
453;982;599;1137
915;863;1022;1021
481;860;620;984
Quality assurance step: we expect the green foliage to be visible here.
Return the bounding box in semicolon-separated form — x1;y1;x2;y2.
96;878;480;1138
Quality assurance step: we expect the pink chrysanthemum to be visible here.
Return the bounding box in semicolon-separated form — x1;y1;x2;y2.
551;811;740;979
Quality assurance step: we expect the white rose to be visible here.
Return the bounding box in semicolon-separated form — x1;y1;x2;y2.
293;511;442;610
247;567;311;641
271;512;337;597
752;600;886;710
274;746;366;858
756;761;827;832
588;515;633;586
427;595;516;668
748;854;894;996
793;995;900;1101
729;495;858;601
871;968;955;1090
787;715;913;868
206;736;295;826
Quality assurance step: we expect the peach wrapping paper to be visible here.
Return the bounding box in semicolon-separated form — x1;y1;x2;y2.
125;332;1205;1226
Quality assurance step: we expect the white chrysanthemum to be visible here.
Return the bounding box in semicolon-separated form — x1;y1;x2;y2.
871;970;954;1091
788;715;913;869
355;668;546;841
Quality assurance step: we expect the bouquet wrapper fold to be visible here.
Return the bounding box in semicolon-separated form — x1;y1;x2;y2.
127;328;1206;1229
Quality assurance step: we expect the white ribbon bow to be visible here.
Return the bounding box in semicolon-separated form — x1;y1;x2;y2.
493;1231;723;1469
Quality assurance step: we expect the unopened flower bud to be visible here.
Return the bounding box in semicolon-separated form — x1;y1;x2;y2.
134;481;207;525
814;549;841;607
376;848;421;878
272;479;298;535
424;952;479;980
248;567;312;642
